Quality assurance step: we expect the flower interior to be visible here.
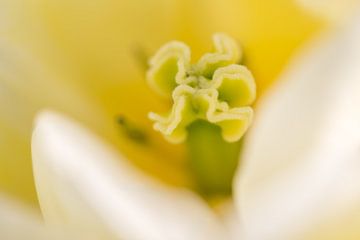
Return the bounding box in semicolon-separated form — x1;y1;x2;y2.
146;34;256;196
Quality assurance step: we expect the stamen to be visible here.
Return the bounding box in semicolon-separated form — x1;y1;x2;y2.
116;115;148;144
147;33;256;143
131;44;150;72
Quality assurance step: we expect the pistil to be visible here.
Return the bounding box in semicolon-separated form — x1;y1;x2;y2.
147;33;256;196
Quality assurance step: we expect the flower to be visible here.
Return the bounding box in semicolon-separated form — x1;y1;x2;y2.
0;0;324;204
1;11;360;239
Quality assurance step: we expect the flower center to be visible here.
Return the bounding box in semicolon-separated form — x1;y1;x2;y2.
146;33;256;196
147;33;256;144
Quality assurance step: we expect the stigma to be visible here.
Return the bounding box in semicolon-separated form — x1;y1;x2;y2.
147;33;256;143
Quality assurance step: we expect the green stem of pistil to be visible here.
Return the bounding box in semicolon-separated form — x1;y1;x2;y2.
186;120;242;197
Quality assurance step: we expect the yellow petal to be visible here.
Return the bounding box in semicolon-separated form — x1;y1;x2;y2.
204;0;325;94
0;40;114;205
1;0;192;203
7;0;325;104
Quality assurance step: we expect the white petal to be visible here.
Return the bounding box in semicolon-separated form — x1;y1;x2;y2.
0;194;66;239
234;15;360;240
32;110;226;240
214;199;244;240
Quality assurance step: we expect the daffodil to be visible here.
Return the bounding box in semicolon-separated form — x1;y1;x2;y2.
1;10;360;239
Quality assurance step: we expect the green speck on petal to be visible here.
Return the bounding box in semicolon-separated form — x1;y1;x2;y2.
147;33;256;143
